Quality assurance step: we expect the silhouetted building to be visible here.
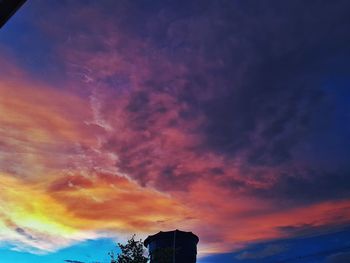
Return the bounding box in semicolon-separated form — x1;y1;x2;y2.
144;229;199;263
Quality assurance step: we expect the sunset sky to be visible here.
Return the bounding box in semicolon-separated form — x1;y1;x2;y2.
1;1;350;262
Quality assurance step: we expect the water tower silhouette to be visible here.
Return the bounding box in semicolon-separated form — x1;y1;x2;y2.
144;229;199;263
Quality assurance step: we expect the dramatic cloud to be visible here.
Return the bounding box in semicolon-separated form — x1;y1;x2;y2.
1;0;350;259
0;65;190;253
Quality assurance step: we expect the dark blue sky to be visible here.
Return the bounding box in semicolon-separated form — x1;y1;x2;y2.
201;228;350;263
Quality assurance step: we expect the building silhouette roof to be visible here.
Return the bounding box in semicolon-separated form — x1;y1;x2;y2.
144;229;199;247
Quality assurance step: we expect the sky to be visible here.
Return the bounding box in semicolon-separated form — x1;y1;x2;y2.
0;0;350;262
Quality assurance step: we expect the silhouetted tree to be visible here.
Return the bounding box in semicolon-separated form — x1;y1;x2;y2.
109;235;148;263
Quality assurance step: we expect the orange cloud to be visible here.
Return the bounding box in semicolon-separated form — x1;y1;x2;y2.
0;64;191;253
177;179;350;254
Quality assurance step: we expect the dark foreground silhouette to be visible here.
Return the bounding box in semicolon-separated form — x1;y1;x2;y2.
65;230;199;263
145;230;199;263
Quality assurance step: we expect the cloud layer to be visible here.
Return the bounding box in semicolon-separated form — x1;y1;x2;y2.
1;0;350;257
